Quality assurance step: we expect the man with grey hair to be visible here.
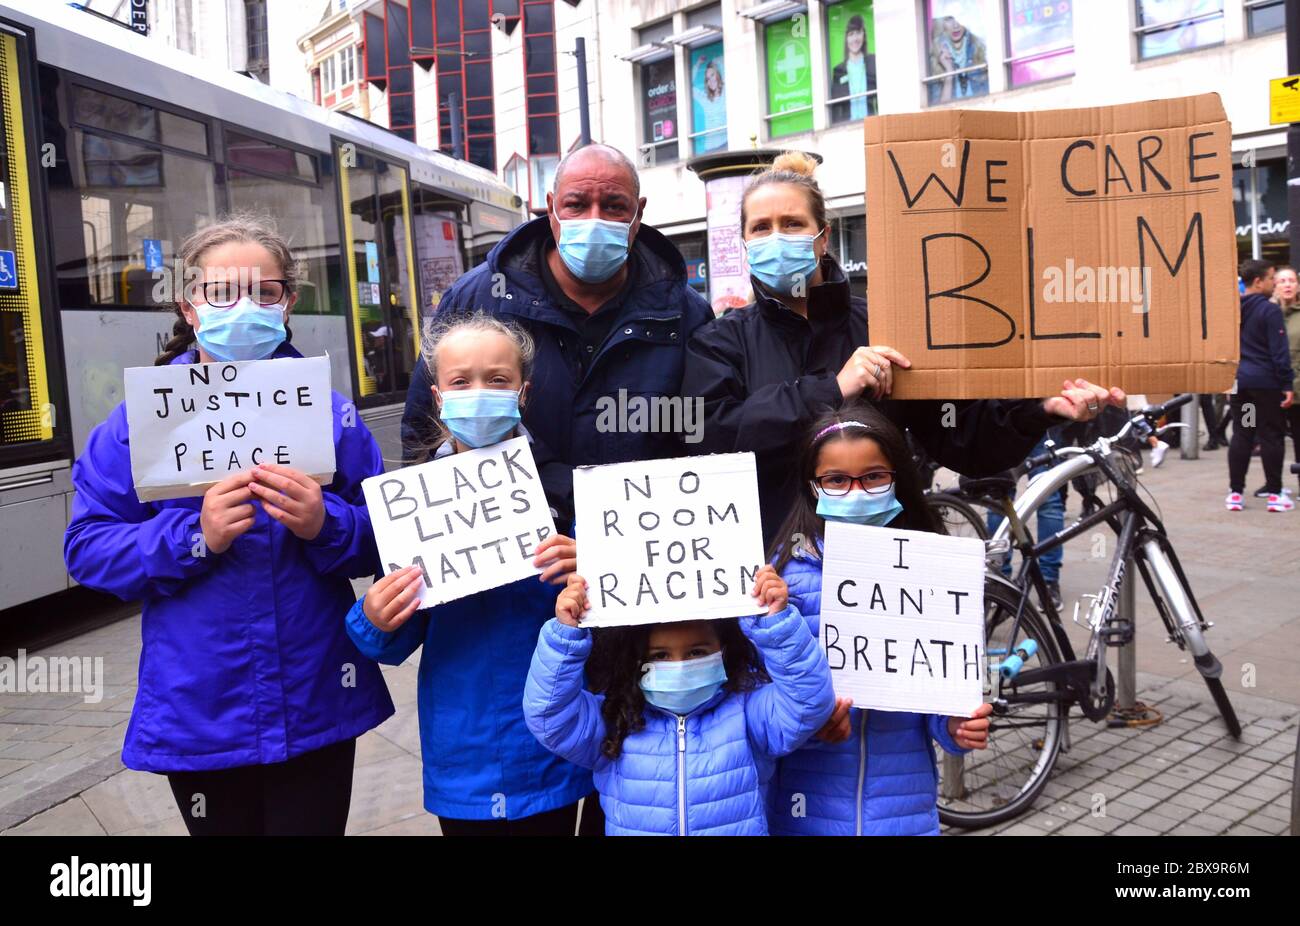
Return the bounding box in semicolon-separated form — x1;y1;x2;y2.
402;142;712;519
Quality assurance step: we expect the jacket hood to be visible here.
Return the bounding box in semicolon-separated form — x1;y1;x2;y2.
487;215;689;292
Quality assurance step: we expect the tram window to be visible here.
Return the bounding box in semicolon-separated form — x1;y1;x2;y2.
71;85;208;156
410;186;467;316
226;131;315;183
50;128;218;308
227;170;342;318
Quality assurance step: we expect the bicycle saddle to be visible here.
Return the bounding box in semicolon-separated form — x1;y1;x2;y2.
957;473;1018;498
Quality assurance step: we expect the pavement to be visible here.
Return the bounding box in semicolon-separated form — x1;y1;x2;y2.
0;432;1296;836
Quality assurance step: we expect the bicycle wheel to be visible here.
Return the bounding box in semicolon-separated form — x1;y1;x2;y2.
926;492;989;540
937;580;1066;829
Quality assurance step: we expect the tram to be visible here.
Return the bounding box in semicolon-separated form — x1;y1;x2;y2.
0;0;524;609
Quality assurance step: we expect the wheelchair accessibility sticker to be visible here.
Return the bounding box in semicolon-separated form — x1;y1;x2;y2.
0;249;16;289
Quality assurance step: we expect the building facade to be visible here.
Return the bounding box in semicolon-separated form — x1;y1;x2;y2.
592;0;1290;305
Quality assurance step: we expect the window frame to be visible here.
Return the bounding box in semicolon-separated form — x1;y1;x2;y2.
1244;0;1284;37
1132;0;1226;62
50;73;220;313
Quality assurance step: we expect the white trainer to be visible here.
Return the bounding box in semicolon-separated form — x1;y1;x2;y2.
1225;492;1244;511
1268;492;1295;513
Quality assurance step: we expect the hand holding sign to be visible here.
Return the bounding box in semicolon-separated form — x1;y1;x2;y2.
249;463;326;541
363;564;425;633
948;702;993;750
556;573;589;628
1043;378;1127;422
836;345;912;401
199;471;257;554
533;533;578;585
750;564;789;616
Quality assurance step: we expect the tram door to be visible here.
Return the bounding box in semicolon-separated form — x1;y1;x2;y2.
0;21;70;608
336;143;420;405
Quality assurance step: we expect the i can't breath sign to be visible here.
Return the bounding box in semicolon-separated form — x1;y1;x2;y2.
124;355;335;502
573;452;766;628
362;437;554;608
819;522;986;716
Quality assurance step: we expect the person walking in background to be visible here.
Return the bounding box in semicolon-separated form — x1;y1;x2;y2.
1272;265;1300;493
1226;259;1294;512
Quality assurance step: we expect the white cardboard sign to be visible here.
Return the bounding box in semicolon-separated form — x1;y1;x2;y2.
362;437;554;608
819;521;986;716
573;452;766;627
124;355;335;502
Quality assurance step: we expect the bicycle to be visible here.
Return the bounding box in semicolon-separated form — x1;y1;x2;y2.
936;394;1242;829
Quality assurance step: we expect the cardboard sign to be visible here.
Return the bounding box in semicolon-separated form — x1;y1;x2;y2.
819;522;985;716
124;355;335;501
362;437;554;608
573;452;766;627
865;93;1238;399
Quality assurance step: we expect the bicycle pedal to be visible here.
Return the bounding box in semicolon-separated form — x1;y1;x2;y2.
1102;619;1134;646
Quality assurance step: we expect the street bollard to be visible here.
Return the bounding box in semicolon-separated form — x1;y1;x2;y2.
1116;551;1137;712
1179;393;1199;460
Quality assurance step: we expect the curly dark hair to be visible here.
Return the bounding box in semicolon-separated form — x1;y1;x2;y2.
766;401;941;576
586;619;771;760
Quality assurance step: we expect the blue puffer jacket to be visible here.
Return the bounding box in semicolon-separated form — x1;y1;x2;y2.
523;607;835;835
64;344;394;772
401;216;715;521
767;547;969;836
344;578;593;821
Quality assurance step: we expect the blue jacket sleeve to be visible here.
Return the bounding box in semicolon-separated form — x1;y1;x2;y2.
63;405;216;601
523;618;606;771
343;595;430;665
302;393;384;578
742;604;836;759
927;712;969;756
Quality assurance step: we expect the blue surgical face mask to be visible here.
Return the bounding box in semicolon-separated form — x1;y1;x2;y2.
439;388;522;449
815;485;904;527
194;297;287;362
745;229;824;295
553;206;632;283
639;650;727;716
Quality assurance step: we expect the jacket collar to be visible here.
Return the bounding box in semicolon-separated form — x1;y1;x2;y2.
486;216;691;326
753;254;851;328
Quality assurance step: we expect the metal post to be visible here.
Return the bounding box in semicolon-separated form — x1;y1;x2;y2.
449;91;464;161
1288;0;1300;265
1180;393;1199;460
575;37;592;147
1116;551;1138;712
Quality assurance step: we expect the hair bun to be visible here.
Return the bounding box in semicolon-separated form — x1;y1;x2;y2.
772;151;817;178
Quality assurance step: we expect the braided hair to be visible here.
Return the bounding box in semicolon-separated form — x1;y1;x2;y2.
154;213;300;366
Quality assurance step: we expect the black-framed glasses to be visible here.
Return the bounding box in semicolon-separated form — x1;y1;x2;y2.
813;471;896;496
198;279;291;308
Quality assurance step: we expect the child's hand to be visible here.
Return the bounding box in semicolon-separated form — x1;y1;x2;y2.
947;702;993;750
814;696;854;743
533;533;577;584
200;471;258;554
249;463;326;541
750;564;788;615
363;565;424;632
556;573;589;627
